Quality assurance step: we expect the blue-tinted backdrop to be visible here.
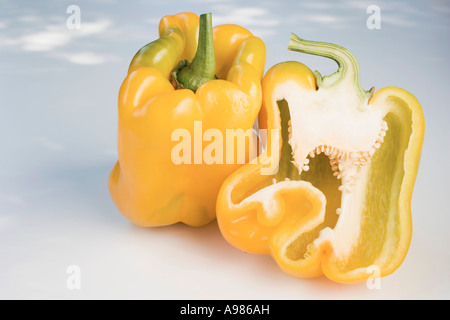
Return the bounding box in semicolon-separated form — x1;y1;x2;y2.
0;0;449;299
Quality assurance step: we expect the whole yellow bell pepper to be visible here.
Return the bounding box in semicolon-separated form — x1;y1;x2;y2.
109;12;266;227
216;33;424;283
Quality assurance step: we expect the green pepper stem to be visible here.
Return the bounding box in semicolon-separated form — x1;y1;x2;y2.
288;33;372;100
175;13;216;91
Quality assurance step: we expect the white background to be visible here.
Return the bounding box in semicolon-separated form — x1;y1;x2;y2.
0;0;449;299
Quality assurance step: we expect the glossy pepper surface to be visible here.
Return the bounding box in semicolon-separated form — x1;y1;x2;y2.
109;12;266;227
216;33;424;283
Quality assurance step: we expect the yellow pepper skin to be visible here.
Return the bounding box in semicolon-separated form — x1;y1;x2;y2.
216;34;424;283
109;13;266;227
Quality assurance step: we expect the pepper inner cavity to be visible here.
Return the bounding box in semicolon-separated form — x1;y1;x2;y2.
295;119;388;187
275;98;389;261
275;99;341;261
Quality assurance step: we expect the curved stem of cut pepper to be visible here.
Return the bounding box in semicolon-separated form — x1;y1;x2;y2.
175;13;216;91
288;33;373;101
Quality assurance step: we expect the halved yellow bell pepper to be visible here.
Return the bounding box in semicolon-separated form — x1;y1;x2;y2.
109;12;266;227
216;33;424;283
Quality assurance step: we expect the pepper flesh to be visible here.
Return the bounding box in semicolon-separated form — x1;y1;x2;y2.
109;12;266;227
216;33;424;282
